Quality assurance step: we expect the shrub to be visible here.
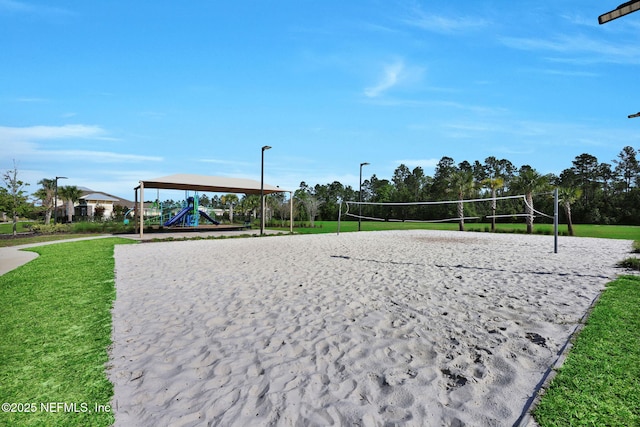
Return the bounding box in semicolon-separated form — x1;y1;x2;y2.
617;257;640;270
94;205;106;219
70;221;136;234
27;223;72;234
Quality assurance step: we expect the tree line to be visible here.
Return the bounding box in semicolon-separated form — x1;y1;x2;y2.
2;146;639;235
292;146;640;233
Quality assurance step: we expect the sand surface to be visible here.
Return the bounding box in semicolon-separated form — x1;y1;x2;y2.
109;230;632;426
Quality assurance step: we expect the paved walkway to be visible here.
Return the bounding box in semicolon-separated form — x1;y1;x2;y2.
0;229;286;276
0;235;117;276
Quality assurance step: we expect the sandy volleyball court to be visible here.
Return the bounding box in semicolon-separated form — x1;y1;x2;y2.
109;230;632;426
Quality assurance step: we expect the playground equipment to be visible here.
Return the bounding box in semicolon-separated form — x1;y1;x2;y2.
123;207;135;225
163;195;219;227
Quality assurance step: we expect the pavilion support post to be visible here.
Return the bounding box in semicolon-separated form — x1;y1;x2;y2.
139;181;144;239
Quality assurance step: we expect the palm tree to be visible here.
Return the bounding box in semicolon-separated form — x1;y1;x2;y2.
221;194;239;223
448;170;474;231
57;185;82;223
34;178;56;224
242;194;261;223
512;166;549;234
559;187;582;236
481;177;504;232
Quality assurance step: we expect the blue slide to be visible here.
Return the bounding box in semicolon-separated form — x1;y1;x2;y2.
164;208;220;226
164;206;192;226
198;210;220;225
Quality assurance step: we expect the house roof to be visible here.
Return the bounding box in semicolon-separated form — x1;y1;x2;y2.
80;193;121;202
136;174;288;195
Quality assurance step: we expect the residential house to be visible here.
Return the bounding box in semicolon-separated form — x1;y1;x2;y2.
55;187;134;221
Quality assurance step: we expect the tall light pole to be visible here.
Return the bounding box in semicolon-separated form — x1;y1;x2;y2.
260;145;272;236
359;162;369;231
54;176;67;224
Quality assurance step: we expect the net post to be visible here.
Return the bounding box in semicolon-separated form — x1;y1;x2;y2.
553;188;558;254
289;191;293;234
337;199;342;235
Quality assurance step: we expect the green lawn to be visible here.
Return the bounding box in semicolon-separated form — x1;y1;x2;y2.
288;221;640;240
534;275;640;426
0;221;32;234
0;238;136;427
0;231;638;426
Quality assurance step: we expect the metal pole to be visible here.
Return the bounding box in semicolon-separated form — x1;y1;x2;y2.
359;162;369;231
54;180;58;224
337;199;342;235
554;187;559;254
261;145;271;236
134;186;138;228
289;191;293;234
359;167;362;231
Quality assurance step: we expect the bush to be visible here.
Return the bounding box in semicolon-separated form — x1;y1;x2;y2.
617;257;640;270
71;221;136;234
27;223;72;234
24;221;136;235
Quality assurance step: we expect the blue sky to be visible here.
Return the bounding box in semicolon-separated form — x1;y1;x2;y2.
2;0;640;201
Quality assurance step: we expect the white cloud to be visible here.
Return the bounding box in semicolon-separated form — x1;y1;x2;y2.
0;124;106;141
16;97;49;103
364;61;405;98
0;124;162;166
47;150;162;163
0;0;32;12
500;34;640;65
0;0;72;16
402;6;488;34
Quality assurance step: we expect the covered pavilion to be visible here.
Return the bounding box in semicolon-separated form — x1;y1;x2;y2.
134;174;292;238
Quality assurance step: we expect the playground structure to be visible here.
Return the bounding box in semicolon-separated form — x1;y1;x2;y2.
163;195;219;227
139;193;220;227
134;174;293;238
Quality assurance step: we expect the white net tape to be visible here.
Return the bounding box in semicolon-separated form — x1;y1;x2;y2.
344;193;553;223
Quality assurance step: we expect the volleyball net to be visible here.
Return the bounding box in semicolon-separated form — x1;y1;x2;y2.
339;190;560;252
343;193;553;222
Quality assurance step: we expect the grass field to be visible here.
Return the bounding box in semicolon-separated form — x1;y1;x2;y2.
533;275;640;426
0;228;638;426
0;238;136;427
289;220;640;240
0;221;32;234
0;234;103;248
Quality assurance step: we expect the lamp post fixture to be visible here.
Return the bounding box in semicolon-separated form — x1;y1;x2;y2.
359;162;369;231
599;0;640;24
628;112;640;118
260;145;272;236
54;176;67;224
